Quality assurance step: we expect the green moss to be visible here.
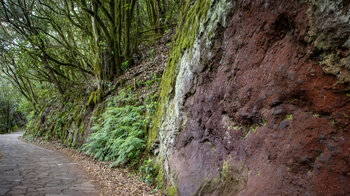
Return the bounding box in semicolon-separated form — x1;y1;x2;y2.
66;135;73;146
256;170;261;176
155;165;165;189
168;185;176;196
244;120;265;139
316;40;332;51
331;119;336;124
285;114;293;120
147;0;212;149
91;102;106;126
205;141;216;151
249;124;259;133
87;90;102;106
222;160;230;181
195;159;246;195
80;124;85;133
312;32;350;84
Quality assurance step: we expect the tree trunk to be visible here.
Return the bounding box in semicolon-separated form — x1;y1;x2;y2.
124;1;131;63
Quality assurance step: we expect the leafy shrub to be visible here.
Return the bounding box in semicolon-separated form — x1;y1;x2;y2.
139;158;159;184
82;90;156;167
122;60;130;72
24;111;41;137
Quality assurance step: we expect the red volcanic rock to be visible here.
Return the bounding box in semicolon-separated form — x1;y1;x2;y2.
167;0;350;195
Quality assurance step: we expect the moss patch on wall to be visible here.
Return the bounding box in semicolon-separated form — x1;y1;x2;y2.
24;97;89;148
194;160;247;196
147;0;212;148
305;0;350;83
168;185;176;196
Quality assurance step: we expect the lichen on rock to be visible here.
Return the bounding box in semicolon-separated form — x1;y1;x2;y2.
305;0;350;83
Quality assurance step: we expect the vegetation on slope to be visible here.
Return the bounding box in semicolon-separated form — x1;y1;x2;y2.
0;77;25;134
0;0;202;192
82;87;158;167
0;1;176;140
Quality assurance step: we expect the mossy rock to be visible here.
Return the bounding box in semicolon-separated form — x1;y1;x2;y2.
148;0;212;149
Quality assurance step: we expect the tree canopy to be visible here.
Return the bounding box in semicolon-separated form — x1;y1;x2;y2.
0;0;179;110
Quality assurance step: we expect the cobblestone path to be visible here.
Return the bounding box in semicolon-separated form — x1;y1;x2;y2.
0;132;99;196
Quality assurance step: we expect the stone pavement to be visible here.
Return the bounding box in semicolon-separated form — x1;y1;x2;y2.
0;132;99;196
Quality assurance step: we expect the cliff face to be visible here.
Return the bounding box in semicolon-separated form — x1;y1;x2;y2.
151;0;350;195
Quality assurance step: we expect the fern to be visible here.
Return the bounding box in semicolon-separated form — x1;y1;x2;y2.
81;89;156;167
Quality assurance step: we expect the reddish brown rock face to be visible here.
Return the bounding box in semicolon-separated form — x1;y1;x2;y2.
169;0;350;195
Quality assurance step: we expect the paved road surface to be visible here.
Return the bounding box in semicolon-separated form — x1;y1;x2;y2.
0;132;99;196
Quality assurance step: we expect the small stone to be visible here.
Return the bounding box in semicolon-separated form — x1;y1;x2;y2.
278;64;286;72
239;112;252;119
252;105;258;114
288;72;296;81
328;144;336;151
279;120;290;129
271;99;282;107
317;134;326;142
272;108;285;116
273;124;278;129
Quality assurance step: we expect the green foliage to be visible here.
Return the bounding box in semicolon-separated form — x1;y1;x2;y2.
82;89;157;167
122;61;130;72
286;114;293;120
0;0;180;116
24;111;42;137
24;96;87;148
150;49;155;62
139;158;159;184
0;97;19;133
0;77;25;134
87;90;102;106
313;113;320;117
98;41;107;50
168;185;176;196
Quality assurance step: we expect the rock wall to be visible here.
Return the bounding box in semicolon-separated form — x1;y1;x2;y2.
151;0;350;195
